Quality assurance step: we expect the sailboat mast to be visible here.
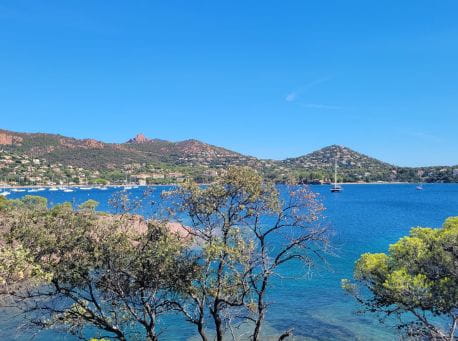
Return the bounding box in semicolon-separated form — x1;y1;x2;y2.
334;160;337;184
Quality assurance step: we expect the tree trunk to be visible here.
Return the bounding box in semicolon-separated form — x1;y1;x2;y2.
449;316;457;341
214;314;224;341
211;307;224;341
146;330;158;341
115;332;127;341
252;310;264;341
198;321;209;341
252;276;268;341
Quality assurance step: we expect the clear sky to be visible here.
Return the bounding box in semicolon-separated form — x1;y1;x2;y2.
1;1;457;166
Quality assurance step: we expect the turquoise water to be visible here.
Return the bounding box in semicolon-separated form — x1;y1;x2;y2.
1;184;457;340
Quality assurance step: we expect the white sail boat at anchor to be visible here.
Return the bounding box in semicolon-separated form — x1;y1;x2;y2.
0;178;11;196
330;159;342;193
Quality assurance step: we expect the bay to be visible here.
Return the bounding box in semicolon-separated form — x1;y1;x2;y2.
1;184;457;340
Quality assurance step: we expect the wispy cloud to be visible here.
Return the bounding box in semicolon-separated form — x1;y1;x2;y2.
299;103;342;110
285;77;341;110
285;77;331;102
285;92;298;102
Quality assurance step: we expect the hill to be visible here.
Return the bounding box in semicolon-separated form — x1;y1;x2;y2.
0;129;259;170
0;129;457;185
283;145;396;182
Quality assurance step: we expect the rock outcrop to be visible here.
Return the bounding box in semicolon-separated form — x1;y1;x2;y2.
127;134;151;144
0;132;23;145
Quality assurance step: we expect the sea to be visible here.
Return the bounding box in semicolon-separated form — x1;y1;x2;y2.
1;183;457;340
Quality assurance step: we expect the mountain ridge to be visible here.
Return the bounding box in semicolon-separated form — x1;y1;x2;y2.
0;129;457;184
0;129;255;170
0;128;444;167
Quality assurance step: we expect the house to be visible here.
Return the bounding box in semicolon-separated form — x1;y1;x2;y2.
133;174;151;185
168;172;184;178
203;169;218;177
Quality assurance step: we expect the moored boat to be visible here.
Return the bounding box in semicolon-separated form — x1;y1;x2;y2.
330;159;343;193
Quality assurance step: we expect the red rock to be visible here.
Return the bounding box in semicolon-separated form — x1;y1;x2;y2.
0;132;23;145
127;134;151;144
82;139;104;148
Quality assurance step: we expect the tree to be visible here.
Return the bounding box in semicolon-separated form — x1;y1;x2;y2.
166;166;329;340
342;217;458;340
93;178;109;185
0;196;197;340
1;167;330;340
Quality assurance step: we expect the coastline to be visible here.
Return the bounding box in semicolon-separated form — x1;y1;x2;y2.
1;184;160;189
3;181;455;190
338;181;410;185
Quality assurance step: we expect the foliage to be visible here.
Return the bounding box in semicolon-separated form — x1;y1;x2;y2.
342;217;458;340
92;178;109;185
2;131;457;186
166;166;329;340
0;168;330;340
0;196;196;340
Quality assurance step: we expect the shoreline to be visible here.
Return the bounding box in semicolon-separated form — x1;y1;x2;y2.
3;182;457;190
1;184;162;189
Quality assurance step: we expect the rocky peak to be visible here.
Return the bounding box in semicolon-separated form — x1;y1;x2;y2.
127;133;151;144
0;132;23;145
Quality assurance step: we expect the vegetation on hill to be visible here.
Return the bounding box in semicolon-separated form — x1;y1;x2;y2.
286;145;458;183
285;145;395;182
0;129;457;185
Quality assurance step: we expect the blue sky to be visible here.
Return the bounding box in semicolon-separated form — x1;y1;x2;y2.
1;1;457;166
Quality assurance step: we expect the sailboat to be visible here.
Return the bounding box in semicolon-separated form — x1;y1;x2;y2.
0;181;10;197
0;188;10;196
49;177;59;191
330;160;342;193
416;175;424;190
11;188;26;192
123;175;132;190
